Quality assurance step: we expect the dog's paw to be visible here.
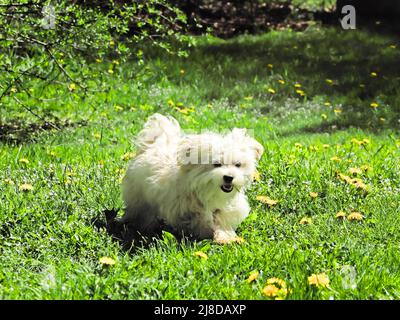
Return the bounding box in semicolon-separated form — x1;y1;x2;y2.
213;230;244;244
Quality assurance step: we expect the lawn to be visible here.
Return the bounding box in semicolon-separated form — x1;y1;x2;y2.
1;24;400;299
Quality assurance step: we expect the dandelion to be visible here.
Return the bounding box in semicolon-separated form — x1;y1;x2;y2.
389;44;397;49
330;156;341;162
294;83;302;88
295;143;303;148
296;89;305;96
321;113;328;120
112;60;119;65
109;40;115;46
267;88;276;94
253;170;261;182
278;79;285;85
180;69;185;75
4;179;14;185
322;144;330;149
370;72;378;77
256;196;278;206
308;273;329;288
267;64;273;69
99;256;116;266
325;79;334;85
334;108;342;114
244;96;253;101
360;165;372;172
194;251;208;260
108;69;114;74
96;58;102;63
10;87;17;93
121;152;136;161
19;158;29;165
114;105;124;111
263;277;288;299
247;271;260;283
19;183;34;192
324;102;331;106
370;102;379;108
300;217;312;225
347;212;363;221
262;285;279;297
349;167;362;175
336;211;347;219
68;83;76;91
380;117;386;122
309;192;318;199
93;133;101;139
359;84;365;88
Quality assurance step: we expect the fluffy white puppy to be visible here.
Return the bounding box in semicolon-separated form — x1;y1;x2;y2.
121;113;263;243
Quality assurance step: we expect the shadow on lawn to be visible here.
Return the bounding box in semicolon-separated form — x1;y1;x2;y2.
167;23;400;132
92;208;195;253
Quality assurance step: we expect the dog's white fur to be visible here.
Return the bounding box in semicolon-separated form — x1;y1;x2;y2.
121;113;263;243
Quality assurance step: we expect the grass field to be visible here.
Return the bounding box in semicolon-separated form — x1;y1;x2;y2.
1;25;400;299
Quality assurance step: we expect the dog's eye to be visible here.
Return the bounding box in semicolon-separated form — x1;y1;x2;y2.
235;162;242;168
213;162;222;168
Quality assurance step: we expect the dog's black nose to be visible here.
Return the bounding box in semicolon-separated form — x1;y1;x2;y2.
223;175;234;183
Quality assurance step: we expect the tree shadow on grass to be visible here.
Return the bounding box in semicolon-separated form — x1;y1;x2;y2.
162;24;400;132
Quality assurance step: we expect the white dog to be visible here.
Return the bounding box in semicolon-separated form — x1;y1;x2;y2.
121;113;263;243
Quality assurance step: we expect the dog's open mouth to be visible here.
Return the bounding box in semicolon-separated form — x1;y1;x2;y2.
221;183;234;193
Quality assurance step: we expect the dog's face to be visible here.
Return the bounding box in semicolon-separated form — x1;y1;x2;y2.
177;129;264;198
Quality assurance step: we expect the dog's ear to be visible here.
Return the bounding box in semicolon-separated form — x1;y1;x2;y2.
229;128;264;161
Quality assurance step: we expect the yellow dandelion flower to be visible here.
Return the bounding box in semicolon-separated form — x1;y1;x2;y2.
114;105;124;111
121;152;136;161
295;143;303;148
324;102;331;106
349;167;362;175
262;284;279;297
321;113;328;120
112;60;119;65
380;117;386;122
244;96;253;101
99;256;116;266
267;88;276;94
322;144;330;149
309;145;318;151
253;170;261;182
95;58;102;63
334;108;342;114
309;192;318;199
109;40;115;46
359;84;365;88
10;87;17;93
19;158;29;165
180;69;185;75
256;196;278;206
360;165;372;172
19;183;34;192
68;83;76;91
294;83;302;88
296;89;305;96
4;179;15;185
194;251;208;260
336;211;347;219
325;79;334;85
93;133;101;139
347;212;363;221
278;79;285;85
370;102;379;108
247;271;260;283
267;277;287;288
108;69;114;74
330;156;341;162
362;138;370;145
308;273;329;288
300;217;312;225
389;44;397;49
267;64;273;69
370;72;378;77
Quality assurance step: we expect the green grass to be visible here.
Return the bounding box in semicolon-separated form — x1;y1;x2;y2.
1;25;400;299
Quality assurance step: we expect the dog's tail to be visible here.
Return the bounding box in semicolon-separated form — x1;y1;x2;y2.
135;113;181;154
